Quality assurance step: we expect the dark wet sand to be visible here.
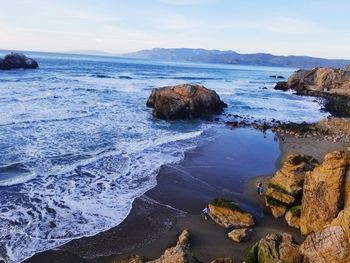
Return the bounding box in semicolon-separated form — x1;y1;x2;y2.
25;127;347;263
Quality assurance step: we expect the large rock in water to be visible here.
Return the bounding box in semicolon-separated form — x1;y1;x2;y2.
244;233;303;263
208;198;254;229
300;151;349;236
265;154;318;218
0;52;39;70
146;84;227;119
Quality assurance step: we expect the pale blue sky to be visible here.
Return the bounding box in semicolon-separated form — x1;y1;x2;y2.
1;0;349;59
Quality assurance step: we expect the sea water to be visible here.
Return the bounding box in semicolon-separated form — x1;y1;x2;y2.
0;52;327;262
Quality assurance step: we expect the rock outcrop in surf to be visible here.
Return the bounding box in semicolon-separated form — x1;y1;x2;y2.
0;52;39;70
146;84;227;119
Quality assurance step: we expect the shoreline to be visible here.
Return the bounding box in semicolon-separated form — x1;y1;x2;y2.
24;126;348;263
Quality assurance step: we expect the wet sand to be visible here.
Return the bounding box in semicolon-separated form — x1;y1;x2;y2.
25;127;348;263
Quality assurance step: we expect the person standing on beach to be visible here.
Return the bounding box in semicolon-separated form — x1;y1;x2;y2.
257;182;264;195
202;206;210;220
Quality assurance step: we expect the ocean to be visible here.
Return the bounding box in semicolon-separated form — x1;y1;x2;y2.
0;52;327;262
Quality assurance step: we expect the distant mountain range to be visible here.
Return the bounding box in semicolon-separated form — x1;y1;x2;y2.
124;48;350;69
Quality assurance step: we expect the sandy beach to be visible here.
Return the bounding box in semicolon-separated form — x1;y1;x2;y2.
23;126;349;263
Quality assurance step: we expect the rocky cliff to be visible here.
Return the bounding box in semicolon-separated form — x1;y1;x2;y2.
274;67;350;117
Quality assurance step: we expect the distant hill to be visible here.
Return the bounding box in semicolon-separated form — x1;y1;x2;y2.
124;48;350;69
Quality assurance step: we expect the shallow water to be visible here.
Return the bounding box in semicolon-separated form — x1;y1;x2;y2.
0;52;327;262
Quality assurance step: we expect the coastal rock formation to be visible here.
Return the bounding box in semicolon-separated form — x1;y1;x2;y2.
149;229;198;263
300;225;350;263
273;67;350;117
285;206;301;229
227;228;251;243
117;230;198;263
274;81;288;91
287;68;350;96
146;84;227;119
0;52;39;70
208;198;254;229
244;233;302;263
265;154;318;218
300;151;349;236
347;65;350;71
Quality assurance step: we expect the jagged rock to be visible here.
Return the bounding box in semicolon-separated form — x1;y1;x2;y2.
227;228;251;243
208;198;254;229
244;233;302;263
300;151;349;236
146;84;227;119
279;68;350;117
285;206;301;229
274;81;289;91
265;154;318;218
300;225;350;263
346;65;350;71
0;52;39;70
300;205;350;263
119;230;198;263
287;67;350;96
149;229;198;263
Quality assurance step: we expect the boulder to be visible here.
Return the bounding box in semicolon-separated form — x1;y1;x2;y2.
274;81;289;91
227;228;251;243
300;225;350;263
208;198;254;229
346;65;350;71
285;206;301;229
300;151;349;236
244;233;303;263
265;154;318;218
0;52;39;70
146;84;227;119
149;229;198;263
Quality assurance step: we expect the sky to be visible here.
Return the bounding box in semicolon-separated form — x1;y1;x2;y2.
0;0;349;59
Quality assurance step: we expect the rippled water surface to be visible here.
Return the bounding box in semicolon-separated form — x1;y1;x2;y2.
0;52;327;262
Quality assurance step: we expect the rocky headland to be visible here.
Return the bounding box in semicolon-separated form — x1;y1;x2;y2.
0;52;39;70
274;65;350;117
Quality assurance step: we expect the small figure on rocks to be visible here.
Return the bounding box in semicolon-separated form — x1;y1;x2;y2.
202;206;210;220
257;182;264;195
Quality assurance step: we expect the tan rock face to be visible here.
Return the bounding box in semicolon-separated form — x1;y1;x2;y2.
119;230;198;263
149;229;198;263
285;206;301;229
256;233;303;263
300;225;350;263
265;154;317;218
227;228;251;243
270;154;318;195
300;151;349;236
146;84;227;119
208;201;254;229
287;68;350;96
